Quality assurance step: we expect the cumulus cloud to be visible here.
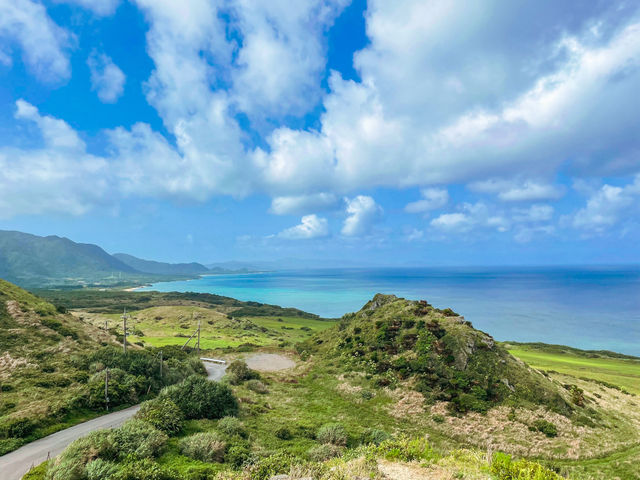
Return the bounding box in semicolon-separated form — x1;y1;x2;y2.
0;0;71;83
0;101;108;218
279;214;329;239
229;0;348;121
430;203;509;233
469;179;565;202
405;188;449;213
256;2;640;193
573;177;640;232
269;193;339;215
88;52;125;103
513;204;554;223
341;196;382;236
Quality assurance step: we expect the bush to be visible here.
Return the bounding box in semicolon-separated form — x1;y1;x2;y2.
491;452;563;479
306;443;344;461
360;428;390;445
179;432;226;463
160;375;238;419
86;459;119;480
225;360;260;385
135;398;183;436
274;426;292;440
375;437;434;462
217;416;247;438
316;423;348;446
246;379;269;394
46;430;114;480
531;419;558;438
110;419;168;459
225;443;251;467
110;459;179;480
248;452;295;480
87;368;140;409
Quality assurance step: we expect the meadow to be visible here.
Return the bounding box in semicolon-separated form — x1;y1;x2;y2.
507;342;640;396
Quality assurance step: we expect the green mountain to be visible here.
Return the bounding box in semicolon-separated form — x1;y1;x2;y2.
0;230;139;287
113;253;209;276
303;293;570;414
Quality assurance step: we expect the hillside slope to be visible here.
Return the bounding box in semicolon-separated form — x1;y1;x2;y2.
303;294;570;414
0;230;137;286
113;253;209;276
0;279;203;455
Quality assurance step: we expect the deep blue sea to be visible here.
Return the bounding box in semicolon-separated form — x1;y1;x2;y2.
138;267;640;356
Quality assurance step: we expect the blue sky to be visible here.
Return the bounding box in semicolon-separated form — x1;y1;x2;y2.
1;0;640;266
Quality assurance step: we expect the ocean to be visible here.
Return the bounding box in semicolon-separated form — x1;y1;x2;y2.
138;266;640;356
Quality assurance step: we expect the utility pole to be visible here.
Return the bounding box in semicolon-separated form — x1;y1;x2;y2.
197;315;201;356
121;308;129;354
105;367;109;411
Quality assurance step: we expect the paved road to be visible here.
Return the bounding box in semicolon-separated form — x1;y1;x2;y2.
0;362;227;480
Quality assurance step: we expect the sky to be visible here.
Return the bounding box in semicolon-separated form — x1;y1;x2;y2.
1;0;640;266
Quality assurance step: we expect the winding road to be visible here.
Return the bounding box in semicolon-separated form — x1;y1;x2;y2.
0;362;227;480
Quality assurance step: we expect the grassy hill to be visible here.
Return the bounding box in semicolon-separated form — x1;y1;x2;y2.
113;253;210;276
301;294;571;415
0;279;205;455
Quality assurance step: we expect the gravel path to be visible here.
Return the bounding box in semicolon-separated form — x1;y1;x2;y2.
244;353;295;371
0;361;227;480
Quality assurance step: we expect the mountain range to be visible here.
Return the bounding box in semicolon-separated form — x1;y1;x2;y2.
0;230;245;287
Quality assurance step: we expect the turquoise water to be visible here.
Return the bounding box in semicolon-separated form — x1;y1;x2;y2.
139;267;640;356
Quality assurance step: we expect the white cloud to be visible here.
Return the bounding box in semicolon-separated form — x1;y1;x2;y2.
88;52;125;103
430;203;509;233
0;0;71;83
341;195;382;236
469;179;565;202
573;177;640;232
0;101;108;218
405;188;449;213
230;0;348;120
513;204;554;223
54;0;120;16
279;214;329;239
269;193;339;215
255;4;640;193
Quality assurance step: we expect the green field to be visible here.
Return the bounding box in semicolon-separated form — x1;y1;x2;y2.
507;342;640;395
77;305;336;350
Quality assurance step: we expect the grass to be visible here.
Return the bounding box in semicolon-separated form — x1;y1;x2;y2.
76;305;335;350
506;343;640;395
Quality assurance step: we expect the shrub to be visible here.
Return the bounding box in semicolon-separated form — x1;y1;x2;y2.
110;419;168;459
570;385;585;407
217;416;247;438
46;430;114;480
4;417;36;438
491;452;563;479
375;437;434;462
274;426;292;440
246;379;269;394
531;419;558;438
110;459;179;480
316;423;348;446
160;375;238;419
87;368;140;409
306;443;344;461
179;432;226;463
135;398;183;436
225;360;260;385
225;443;251;467
86;459;119;480
432;414;445;423
360;428;390;445
248;452;295;480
